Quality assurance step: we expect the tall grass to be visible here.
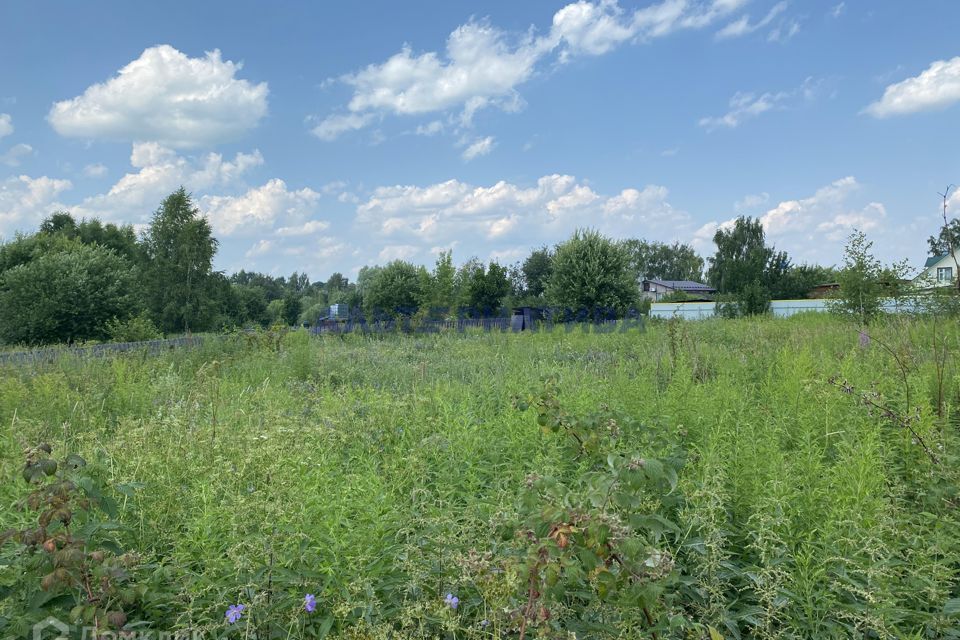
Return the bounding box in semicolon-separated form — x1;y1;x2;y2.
1;315;958;638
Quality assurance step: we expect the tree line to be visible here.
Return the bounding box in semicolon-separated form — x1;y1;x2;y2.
0;187;951;346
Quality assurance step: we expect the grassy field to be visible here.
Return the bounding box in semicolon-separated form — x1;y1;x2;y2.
1;315;959;639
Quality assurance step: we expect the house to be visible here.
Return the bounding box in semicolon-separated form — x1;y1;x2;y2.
641;279;717;302
914;252;958;288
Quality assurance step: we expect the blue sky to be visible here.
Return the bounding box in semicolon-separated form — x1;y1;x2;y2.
1;0;959;281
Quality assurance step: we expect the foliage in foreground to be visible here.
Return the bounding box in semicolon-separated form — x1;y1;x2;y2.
0;316;958;638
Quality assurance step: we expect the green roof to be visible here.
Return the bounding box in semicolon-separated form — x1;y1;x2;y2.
924;254;948;268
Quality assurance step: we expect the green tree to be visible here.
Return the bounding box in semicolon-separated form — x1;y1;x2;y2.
546;229;638;317
832;230;908;323
38;212;142;264
622;239;704;282
465;262;511;316
362;261;424;319
142;188;219;334
521;247;554;298
0;242;139;345
427;251;457;315
928;217;960;256
770;264;837;300
707;217;773;294
281;291;303;326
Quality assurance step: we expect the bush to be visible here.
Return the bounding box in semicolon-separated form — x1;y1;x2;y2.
0;242;140;345
105;313;162;342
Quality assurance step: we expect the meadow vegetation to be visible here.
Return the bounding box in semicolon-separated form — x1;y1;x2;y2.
1;314;959;638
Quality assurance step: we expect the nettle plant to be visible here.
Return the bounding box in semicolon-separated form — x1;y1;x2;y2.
492;380;689;638
0;444;141;635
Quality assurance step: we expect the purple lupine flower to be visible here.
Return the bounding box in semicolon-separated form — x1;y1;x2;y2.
444;593;459;609
225;604;245;623
304;593;317;613
858;331;871;348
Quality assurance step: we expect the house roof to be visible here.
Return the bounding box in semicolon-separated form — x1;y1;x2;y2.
646;279;716;291
924;254;949;268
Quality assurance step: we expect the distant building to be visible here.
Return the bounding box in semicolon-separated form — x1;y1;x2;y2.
914;252;958;288
808;282;840;298
640;279;717;302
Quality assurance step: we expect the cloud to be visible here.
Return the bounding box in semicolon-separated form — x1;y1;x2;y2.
71;142;264;223
201;178;322;236
378;244;420;261
766;19;800;42
356;174;689;255
82;163;108;178
694;177;890;263
0;174;72;237
735;192;770;211
48;45;268;148
275;220;331;236
461;136;495;161
245;239;274;258
0;113;12;139
715;1;787;39
864;56;960;118
310;112;375;141
312;0;749;139
699;77;819;130
1;143;33;167
830;2;845;18
415;120;445;136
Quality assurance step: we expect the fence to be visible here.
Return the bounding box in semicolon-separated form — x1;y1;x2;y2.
0;336;207;366
649;298;914;320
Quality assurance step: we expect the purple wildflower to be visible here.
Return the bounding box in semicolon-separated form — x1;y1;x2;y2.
225;604;245;624
858;331;871;348
304;593;317;613
444;593;459;610
481;619;490;627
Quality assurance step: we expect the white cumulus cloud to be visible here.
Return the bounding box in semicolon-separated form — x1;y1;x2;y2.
0;174;72;237
356;174;688;256
864;56;960;118
48;45;268;148
72;142;264;223
201;178;322;236
312;0;749;139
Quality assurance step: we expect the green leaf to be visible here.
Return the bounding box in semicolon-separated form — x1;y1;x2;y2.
944;598;960;616
708;625;725;640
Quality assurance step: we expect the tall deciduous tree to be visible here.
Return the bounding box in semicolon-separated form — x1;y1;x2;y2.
546;229;638;316
465;262;510;316
832;230;909;323
521;247;554;298
142;187;219;334
928;218;960;256
622;239;704;282
707;217;774;294
361;260;424;318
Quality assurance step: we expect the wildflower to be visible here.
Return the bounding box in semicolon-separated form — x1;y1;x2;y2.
225;604;245;624
444;593;459;609
481;619;490;627
304;593;317;613
858;331;870;348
